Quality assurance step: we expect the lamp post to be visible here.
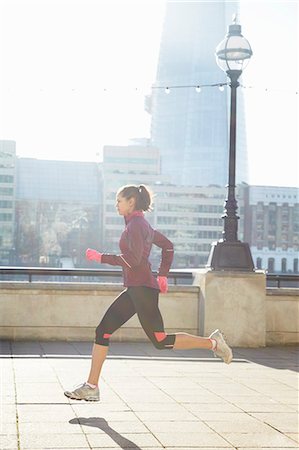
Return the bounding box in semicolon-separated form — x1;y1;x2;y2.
207;17;254;271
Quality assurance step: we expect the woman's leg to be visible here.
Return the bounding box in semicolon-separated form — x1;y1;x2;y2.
87;344;109;386
173;333;213;350
128;287;175;349
129;287;212;350
64;290;137;401
86;289;136;385
129;287;232;363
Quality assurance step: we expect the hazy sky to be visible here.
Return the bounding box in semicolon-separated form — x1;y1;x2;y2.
0;0;298;187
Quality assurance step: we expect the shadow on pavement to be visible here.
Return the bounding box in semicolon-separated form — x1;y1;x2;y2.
233;346;299;373
1;340;298;372
69;417;142;450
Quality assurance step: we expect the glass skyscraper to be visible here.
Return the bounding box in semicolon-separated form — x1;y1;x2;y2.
149;1;248;187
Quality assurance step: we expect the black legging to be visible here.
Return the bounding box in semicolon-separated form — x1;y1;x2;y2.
95;286;176;349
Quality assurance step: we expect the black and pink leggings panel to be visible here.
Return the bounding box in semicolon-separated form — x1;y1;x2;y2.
95;286;176;349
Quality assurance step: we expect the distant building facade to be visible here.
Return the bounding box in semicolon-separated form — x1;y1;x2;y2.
100;145;170;254
15;158;102;267
244;185;299;273
148;1;248;187
101;145;245;268
0;140;16;265
2;145;298;273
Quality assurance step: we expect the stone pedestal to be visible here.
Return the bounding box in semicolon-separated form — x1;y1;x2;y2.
192;269;266;347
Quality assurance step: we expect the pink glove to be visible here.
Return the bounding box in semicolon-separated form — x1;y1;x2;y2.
85;248;102;263
157;276;168;293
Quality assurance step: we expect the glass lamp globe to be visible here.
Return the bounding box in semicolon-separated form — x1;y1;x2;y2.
216;22;252;73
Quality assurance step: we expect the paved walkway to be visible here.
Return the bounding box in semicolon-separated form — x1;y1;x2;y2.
1;341;298;450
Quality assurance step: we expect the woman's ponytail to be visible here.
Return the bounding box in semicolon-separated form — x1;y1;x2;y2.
137;184;153;211
117;184;153;212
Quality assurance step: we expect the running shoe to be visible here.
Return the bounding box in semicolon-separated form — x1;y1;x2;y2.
64;383;100;401
209;329;233;364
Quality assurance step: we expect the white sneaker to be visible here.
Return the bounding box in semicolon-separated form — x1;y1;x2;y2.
209;329;233;364
64;383;100;401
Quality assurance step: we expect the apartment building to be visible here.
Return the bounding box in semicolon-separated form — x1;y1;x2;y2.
0;140;16;265
244;185;299;273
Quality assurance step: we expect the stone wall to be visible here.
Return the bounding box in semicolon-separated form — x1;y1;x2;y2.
266;288;299;345
0;280;298;346
0;283;200;342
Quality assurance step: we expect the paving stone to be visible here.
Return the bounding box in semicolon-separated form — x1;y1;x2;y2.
250;412;299;433
79;420;149;434
19;433;90;449
0;423;17;434
0;412;17;425
151;431;232;447
236;403;297;413
286;433;299;443
221;431;299;447
19;422;85;434
134;410;197;422
124;402;185;412
17;408;77;423
237;448;297;450
0;435;18;449
190;411;258;421
183;402;242;413
165;448;234;450
86;432;162;448
205;420;275;433
144;420;211;433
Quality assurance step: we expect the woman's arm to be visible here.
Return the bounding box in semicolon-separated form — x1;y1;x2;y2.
101;220;145;269
153;230;174;276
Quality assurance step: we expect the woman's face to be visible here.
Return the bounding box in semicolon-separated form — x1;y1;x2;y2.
116;194;135;216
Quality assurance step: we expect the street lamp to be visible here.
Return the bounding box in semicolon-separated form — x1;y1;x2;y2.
207;17;254;271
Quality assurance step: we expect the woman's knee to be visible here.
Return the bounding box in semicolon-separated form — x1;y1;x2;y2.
95;322;111;346
152;332;176;350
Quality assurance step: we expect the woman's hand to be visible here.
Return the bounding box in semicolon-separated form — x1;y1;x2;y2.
86;248;102;263
157;276;168;293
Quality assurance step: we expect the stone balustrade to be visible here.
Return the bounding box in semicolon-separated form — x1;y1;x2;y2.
0;270;298;346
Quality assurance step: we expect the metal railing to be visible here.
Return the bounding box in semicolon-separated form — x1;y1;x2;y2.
0;266;298;287
266;273;299;288
0;266;193;285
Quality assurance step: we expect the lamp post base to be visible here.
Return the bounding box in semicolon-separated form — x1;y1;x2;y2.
207;240;255;271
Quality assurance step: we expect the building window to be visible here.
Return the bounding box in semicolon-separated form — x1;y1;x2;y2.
0;175;13;183
0;213;13;221
256;257;262;269
281;258;287;273
294;259;298;273
0;200;13;208
0;187;13;195
268;258;275;273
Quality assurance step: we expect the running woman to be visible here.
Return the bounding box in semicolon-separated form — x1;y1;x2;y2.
64;184;232;402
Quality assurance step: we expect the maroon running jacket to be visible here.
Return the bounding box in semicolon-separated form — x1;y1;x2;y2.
101;211;174;289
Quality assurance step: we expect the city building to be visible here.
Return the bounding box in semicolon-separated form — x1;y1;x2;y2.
0;140;16;265
244;185;299;273
101;145;245;268
152;183;245;268
15;158;102;267
100;145;170;254
148;1;248;187
3;145;298;273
